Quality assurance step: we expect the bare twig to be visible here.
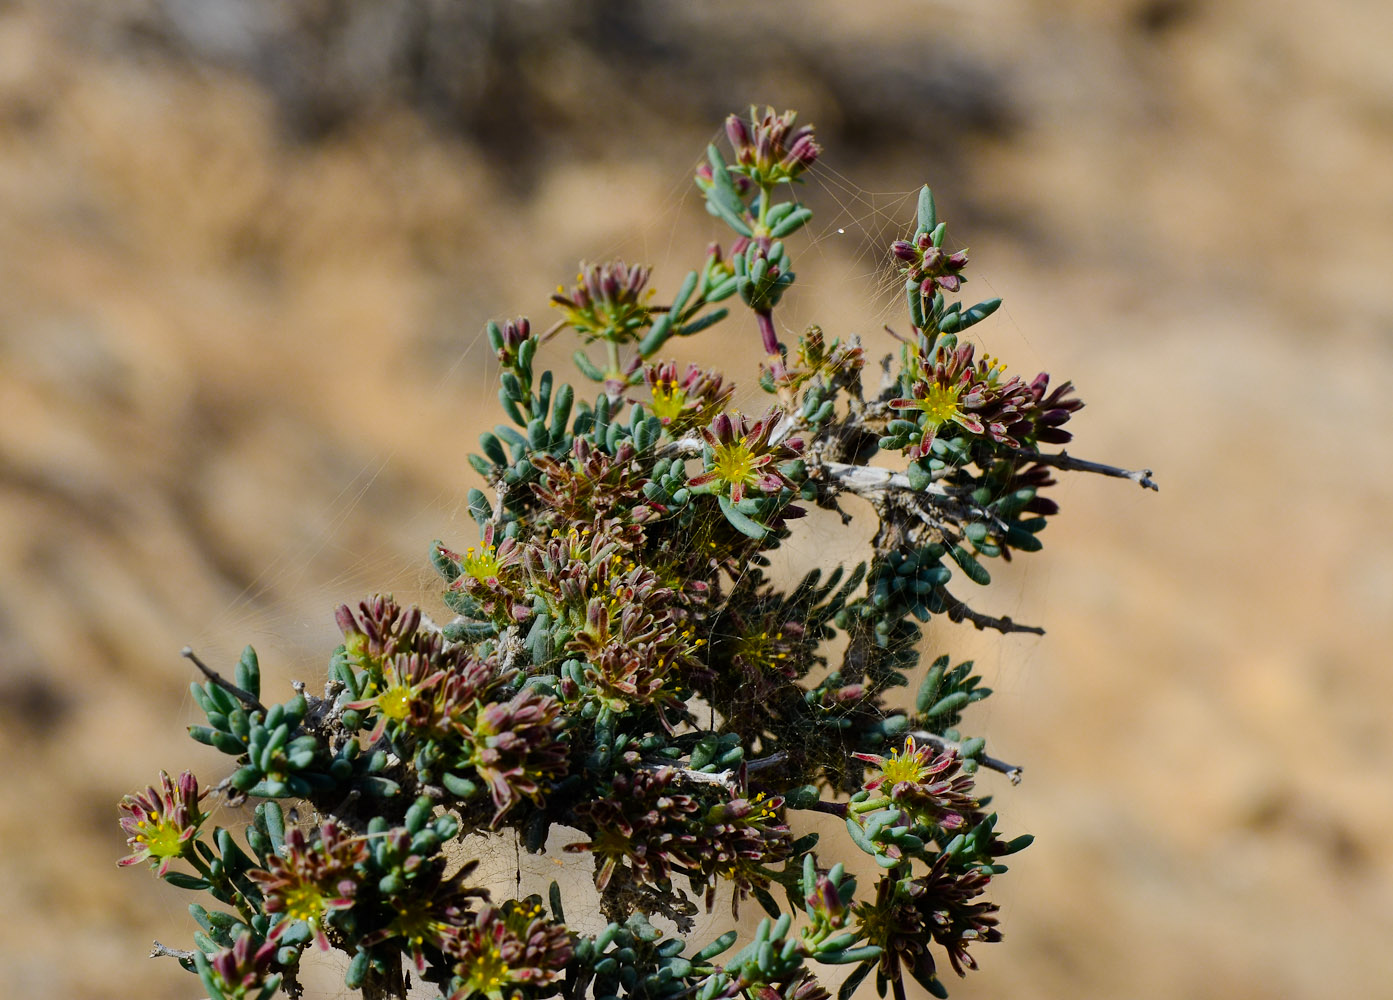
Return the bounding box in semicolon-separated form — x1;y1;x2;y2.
181;647;266;713
638;750;786;788
641;761;734;787
745;750;788;774
814;461;951;499
149;940;196;963
910;730;1023;785
491;480;510;523
655;436;702;459
496;625;524;673
1015;449;1158;491
818;451;1157;498
939;590;1045;636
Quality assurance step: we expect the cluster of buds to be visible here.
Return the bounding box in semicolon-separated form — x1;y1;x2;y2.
336;594;424;668
892;234;970;297
725;106;821;186
551;260;655;345
1025;372;1085;445
487;316;536;369
748;970;832;1000
905;858;1003;979
460;689;569;823
195;935;281;1000
697;793;794;912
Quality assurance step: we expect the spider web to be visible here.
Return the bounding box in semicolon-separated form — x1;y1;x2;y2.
179;153;1042;998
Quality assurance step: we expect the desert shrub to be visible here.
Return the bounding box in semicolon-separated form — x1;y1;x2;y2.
120;106;1153;1000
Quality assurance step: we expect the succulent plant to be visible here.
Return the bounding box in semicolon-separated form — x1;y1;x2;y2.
121;108;1154;1000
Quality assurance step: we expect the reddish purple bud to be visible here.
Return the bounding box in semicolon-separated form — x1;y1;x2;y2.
782;133;821;170
726;114;752;151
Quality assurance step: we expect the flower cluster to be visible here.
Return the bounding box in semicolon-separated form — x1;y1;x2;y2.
638;361;734;431
854;862;1000;999
531;438;656;527
765;326;865;395
345;650;447;741
688;410;803;504
889;336;1038;458
566;560;702;712
568;768;703;891
118;770;205;876
252;822;367;949
444;902;573;1000
568;768;792;911
908;858;1002;978
440;525;528;623
853;737;979;831
551;260;655;345
358;849;490;974
698;793;794;912
336;593;572;824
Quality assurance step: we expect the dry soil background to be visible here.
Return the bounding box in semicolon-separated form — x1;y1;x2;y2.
1;1;1391;997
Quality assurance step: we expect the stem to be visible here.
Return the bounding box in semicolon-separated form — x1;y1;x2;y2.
605;340;621;380
757;183;773;231
188;853;259;925
756;309;781;357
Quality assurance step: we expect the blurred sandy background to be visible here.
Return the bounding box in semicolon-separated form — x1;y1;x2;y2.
2;0;1391;997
